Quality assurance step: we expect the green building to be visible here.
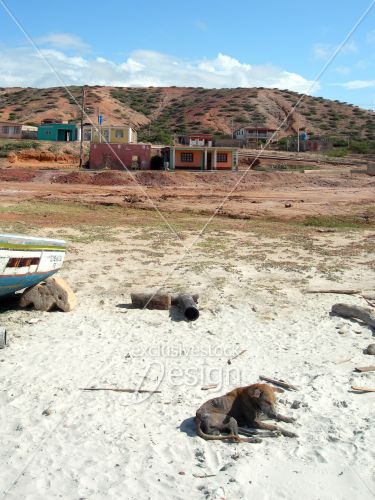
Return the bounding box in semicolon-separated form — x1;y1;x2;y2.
37;123;78;141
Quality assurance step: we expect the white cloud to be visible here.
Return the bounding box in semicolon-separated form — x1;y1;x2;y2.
0;43;319;94
333;66;351;75
36;33;90;51
195;20;208;32
367;29;375;44
338;80;375;90
313;40;358;60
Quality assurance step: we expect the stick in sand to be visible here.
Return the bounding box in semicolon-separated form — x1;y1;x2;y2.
334;357;352;364
351;386;375;393
259;376;298;391
81;387;161;394
201;384;218;391
227;349;247;365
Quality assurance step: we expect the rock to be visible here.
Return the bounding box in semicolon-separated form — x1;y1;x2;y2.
20;276;77;312
285;203;292;208
42;408;51;416
366;344;375;355
0;327;7;349
291;400;301;409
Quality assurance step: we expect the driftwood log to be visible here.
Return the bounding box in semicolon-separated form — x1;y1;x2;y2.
331;303;375;328
351;386;375;393
354;366;375;373
131;293;171;310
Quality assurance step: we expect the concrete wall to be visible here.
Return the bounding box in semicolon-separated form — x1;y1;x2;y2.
89;143;151;170
175;150;203;168
89;127;137;144
0;123;22;139
37;124;77;141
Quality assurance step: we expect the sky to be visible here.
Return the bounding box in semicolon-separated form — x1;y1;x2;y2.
0;0;375;109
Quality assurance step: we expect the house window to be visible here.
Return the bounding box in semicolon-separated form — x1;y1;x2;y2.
3;126;9;134
115;129;124;138
181;153;194;162
217;153;228;162
45;130;52;136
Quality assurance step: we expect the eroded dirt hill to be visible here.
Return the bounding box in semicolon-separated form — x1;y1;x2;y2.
0;85;374;140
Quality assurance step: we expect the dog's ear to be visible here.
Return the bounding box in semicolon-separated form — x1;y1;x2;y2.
273;387;285;394
250;388;262;398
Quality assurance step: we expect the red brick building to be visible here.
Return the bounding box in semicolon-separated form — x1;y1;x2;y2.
89;143;151;170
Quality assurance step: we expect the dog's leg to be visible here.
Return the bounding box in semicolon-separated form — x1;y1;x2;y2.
273;412;295;424
253;420;297;438
238;427;280;438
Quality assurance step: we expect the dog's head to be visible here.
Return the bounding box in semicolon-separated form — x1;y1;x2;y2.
246;383;283;415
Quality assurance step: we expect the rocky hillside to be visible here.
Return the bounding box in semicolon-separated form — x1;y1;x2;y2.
1;85;374;143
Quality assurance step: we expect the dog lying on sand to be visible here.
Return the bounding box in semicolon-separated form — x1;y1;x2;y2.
195;383;297;442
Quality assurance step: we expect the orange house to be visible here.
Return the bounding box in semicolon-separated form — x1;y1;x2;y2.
164;146;238;171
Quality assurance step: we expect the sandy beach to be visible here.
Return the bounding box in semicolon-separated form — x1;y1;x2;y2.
0;207;375;500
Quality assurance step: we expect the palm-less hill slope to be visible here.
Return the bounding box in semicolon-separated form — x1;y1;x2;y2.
1;85;374;144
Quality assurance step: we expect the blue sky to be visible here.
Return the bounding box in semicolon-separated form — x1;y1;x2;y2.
1;0;375;108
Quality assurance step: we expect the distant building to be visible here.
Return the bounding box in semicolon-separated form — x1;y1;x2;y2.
84;125;137;144
163;146;238;171
0;122;37;140
37;123;78;141
234;127;278;144
89;143;151;170
177;133;214;147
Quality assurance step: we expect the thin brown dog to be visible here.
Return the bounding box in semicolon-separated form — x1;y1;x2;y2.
195;383;297;442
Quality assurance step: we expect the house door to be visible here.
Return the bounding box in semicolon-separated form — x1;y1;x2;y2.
207;152;212;170
66;131;71;142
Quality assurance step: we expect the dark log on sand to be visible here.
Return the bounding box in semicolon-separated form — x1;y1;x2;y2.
331;303;375;328
131;293;171;310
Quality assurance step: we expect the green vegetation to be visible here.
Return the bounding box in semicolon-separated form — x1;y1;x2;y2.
0;140;40;157
303;215;375;229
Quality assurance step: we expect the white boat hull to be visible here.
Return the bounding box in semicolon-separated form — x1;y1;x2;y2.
0;234;66;298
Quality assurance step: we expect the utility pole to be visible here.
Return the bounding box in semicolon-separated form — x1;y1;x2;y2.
79;85;86;168
297;126;300;153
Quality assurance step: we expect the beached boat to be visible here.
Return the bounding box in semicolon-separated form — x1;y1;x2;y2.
0;233;66;298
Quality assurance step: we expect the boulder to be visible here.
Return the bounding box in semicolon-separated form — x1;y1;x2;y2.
20;276;77;312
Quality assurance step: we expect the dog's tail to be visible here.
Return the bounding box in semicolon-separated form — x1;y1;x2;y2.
194;416;260;443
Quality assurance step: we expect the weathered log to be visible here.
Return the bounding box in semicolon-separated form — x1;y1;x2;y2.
306;289;362;295
0;327;7;349
354;366;375;373
20;276;77;312
259;376;297;391
172;294;199;321
131;292;171;310
331;303;375;328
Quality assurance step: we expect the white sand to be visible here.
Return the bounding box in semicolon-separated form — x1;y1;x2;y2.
0;226;374;499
